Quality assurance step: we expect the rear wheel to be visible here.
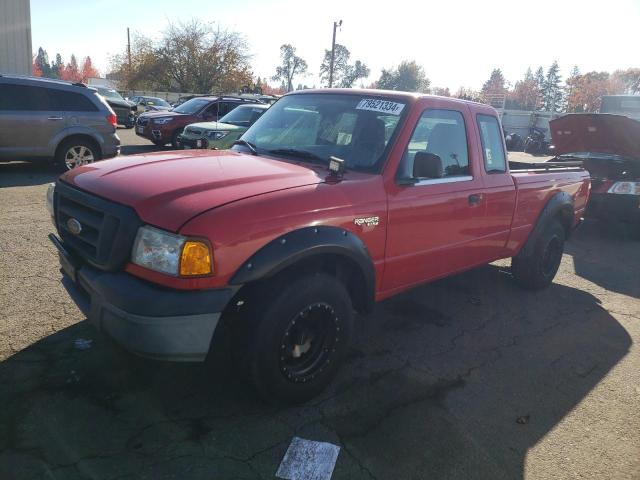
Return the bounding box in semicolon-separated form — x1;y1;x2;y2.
55;138;101;172
512;220;565;290
235;273;353;404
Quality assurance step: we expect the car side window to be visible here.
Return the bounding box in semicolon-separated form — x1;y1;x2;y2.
50;90;99;112
0;84;51;111
477;114;507;173
398;109;470;181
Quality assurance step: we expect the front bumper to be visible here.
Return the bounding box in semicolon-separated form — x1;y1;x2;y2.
587;192;640;224
179;135;209;149
49;234;236;361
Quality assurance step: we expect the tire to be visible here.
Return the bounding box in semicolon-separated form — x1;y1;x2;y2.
236;273;353;404
171;128;184;149
54;138;101;172
511;220;565;290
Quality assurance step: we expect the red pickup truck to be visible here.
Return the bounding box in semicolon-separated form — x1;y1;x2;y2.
48;89;590;403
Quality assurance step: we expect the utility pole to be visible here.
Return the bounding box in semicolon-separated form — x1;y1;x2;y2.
328;20;342;88
127;27;131;71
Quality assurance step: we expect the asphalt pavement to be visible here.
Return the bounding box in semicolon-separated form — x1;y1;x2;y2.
0;130;638;479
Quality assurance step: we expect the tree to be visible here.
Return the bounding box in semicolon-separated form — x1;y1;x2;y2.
376;60;430;93
110;22;252;93
80;56;99;83
454;87;482;102
32;57;43;77
319;44;370;88
34;47;53;78
541;61;564;113
507;68;540;110
51;53;63;79
432;87;450;97
566;71;611;112
273;44;307;92
481;68;506;95
60;54;81;82
610;68;640;94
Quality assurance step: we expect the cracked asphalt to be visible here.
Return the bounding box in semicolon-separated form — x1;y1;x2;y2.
1;130;639;479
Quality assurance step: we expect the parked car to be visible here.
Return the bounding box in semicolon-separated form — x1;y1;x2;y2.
129;95;172;112
135;96;262;148
48;89;589;403
179;103;269;149
171;94;209;108
550;113;640;237
91;86;137;128
0;74;120;171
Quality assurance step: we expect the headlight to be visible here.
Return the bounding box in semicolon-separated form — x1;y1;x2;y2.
206;131;230;140
131;225;213;276
153;117;173;125
46;183;55;218
608;181;640;195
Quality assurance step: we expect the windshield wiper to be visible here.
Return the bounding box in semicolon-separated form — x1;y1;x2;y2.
266;148;325;164
232;139;258;155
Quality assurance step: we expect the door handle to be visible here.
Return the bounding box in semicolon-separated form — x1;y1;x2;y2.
468;193;482;205
47;116;64;121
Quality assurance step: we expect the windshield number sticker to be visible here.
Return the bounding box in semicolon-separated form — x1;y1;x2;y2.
356;99;405;116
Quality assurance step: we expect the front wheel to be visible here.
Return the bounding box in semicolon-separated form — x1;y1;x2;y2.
171;128;184;149
512;220;565;290
237;273;353;404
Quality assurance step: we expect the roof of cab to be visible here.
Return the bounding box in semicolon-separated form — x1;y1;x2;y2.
286;88;497;112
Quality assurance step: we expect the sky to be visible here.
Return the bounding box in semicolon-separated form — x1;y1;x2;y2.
31;0;640;91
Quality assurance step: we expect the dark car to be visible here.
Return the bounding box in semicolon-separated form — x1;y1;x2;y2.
135;95;262;148
0;75;120;171
129;95;172;112
91;86;137;128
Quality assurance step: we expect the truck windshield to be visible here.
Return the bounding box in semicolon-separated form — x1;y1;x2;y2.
238;93;408;172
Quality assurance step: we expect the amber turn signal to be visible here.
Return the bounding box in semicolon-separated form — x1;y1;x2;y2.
179;241;213;276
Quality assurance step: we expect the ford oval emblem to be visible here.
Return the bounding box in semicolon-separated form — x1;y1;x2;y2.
66;218;82;235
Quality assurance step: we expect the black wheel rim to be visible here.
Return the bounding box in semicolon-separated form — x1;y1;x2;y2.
279;302;339;383
542;237;562;277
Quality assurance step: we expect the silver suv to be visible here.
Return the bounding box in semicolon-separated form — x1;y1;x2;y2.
0;75;121;171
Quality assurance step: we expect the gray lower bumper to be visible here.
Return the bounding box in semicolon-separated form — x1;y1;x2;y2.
80;275;222;362
51;234;235;362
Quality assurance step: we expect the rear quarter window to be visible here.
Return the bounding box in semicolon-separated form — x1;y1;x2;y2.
50;90;99;112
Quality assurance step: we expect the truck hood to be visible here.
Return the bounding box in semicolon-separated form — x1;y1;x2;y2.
550;114;640;160
62;150;325;232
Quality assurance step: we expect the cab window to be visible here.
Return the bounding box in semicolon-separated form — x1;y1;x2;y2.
398;109;470;181
477;114;507;173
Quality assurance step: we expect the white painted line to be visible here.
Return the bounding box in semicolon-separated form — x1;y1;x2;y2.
276;436;341;480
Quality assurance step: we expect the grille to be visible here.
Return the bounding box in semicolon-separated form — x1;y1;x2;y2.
55;182;142;271
137;116;149;126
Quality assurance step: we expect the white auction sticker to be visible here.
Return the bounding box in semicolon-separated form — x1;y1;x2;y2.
356;98;405;115
276;437;341;480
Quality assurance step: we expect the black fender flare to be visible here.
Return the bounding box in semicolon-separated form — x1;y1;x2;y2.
229;226;376;312
518;191;574;258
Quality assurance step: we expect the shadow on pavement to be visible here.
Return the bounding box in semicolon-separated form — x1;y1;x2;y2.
565;219;640;299
0;259;631;479
0;161;59;188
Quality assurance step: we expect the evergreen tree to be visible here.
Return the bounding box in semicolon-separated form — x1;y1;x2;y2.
542;61;564;113
34;47;53;78
51;53;64;78
481;68;506;94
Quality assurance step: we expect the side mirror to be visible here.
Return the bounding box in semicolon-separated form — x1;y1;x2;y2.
413;151;443;179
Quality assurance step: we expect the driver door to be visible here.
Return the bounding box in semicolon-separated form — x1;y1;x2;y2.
383;106;488;294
